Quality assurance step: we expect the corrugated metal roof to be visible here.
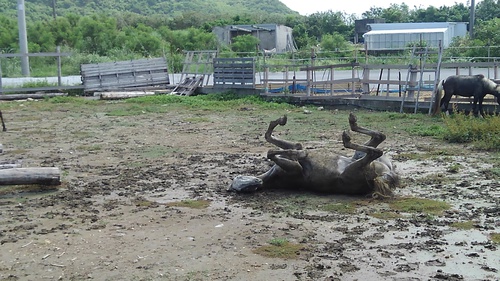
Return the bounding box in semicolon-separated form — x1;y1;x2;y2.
368;22;454;30
364;28;448;36
228;24;278;32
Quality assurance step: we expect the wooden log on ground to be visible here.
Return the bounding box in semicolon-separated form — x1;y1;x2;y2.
0;92;68;101
96;91;157;100
0;167;61;186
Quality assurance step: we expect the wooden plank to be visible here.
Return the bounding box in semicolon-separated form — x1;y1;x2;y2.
171;76;204;96
0;92;69;100
212;63;255;68
310;78;360;84
300;62;359;71
81;57;170;92
362;79;405;85
262;79;309;82
213;58;255;88
81;64;167;74
98;91;157;100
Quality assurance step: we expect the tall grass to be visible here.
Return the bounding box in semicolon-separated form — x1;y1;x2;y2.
126;92;295;111
442;112;500;151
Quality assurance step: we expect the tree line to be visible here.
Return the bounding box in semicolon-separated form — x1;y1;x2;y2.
0;0;499;74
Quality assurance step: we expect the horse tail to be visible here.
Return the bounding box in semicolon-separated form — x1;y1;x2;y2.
432;80;444;115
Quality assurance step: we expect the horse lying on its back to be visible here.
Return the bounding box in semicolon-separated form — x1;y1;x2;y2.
437;74;500;116
230;113;400;198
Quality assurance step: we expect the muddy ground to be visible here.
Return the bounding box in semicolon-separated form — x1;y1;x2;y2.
0;98;498;281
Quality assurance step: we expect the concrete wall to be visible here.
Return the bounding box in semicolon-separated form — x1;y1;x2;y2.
274;25;296;52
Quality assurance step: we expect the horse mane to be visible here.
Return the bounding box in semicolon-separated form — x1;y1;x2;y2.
483;77;498;89
371;172;400;199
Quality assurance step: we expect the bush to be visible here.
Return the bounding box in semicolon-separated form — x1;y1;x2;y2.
442;112;500;151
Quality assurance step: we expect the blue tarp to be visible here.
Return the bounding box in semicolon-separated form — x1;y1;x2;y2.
268;84;333;94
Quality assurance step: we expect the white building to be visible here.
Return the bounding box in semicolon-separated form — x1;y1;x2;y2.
363;22;468;51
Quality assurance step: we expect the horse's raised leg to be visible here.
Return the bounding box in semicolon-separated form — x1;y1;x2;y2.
348;113;385;148
340;130;384;182
257;149;306;186
265;115;303;150
266;149;306;174
348;113;386;160
342;131;398;197
342;131;383;165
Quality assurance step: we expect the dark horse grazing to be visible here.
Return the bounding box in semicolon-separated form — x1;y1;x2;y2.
0;110;5;131
437;74;500;116
230;113;400;198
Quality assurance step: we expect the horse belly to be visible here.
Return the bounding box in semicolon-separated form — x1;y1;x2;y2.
302;156;344;193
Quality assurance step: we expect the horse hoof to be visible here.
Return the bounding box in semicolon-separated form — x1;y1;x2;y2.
349;113;358;126
342;130;351;144
277;115;287;126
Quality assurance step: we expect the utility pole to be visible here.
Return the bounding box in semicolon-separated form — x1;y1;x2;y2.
469;0;476;39
17;0;30;76
52;0;57;19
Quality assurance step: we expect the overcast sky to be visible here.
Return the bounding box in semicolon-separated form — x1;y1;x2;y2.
280;0;477;16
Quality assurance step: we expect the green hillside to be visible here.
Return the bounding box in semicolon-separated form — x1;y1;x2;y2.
0;0;297;21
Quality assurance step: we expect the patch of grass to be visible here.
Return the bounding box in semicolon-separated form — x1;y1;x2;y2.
106;104;167;116
321;202;356;214
184;116;210;123
442;112;500;151
137;145;178;159
450;220;477;230
253;238;304;259
446;163;462;173
0;184;60;196
369;211;403;220
269;237;288;246
184;270;210;281
71;131;95;138
127;93;295;112
76;144;102;151
490;233;500;244
48;96;98;105
389;197;451;215
166;199;211;209
406;123;446;137
480;167;500;180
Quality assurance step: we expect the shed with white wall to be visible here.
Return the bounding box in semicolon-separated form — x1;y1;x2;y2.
363;22;467;51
